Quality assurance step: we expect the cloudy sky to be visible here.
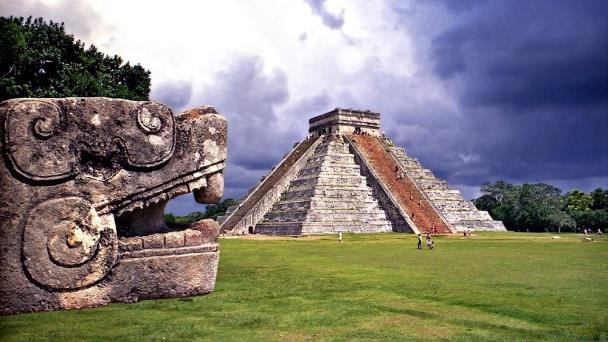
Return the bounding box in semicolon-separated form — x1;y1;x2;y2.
2;0;606;215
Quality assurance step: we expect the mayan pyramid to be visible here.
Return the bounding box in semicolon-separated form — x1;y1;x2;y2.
219;108;505;235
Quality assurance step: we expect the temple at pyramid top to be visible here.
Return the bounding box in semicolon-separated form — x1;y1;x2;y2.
219;108;506;236
309;108;381;137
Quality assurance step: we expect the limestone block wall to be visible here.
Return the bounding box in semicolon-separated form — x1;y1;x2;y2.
219;137;321;234
256;137;393;235
309;109;381;137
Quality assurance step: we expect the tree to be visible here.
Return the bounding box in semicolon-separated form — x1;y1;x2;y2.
203;198;238;220
513;183;565;231
475;181;580;232
0;16;150;101
480;181;516;204
473;194;498;212
164;213;176;224
476;181;520;229
571;210;608;231
164;198;239;225
590;188;608;210
545;210;576;233
564;189;593;213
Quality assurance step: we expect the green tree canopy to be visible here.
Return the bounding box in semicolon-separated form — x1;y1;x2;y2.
0;16;150;101
475;181;577;232
164;198;239;225
564;189;593;213
590;188;608;210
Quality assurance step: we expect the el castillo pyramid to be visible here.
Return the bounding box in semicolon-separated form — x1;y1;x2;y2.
219;108;505;235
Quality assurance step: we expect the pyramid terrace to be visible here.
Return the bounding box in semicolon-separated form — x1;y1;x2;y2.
219;108;505;235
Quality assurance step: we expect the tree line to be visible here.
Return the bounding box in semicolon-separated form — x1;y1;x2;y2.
474;181;607;232
164;199;238;225
0;16;150;101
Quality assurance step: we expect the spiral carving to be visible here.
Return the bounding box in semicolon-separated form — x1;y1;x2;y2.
126;102;175;168
3;99;176;182
4;100;75;181
137;106;162;134
22;197;118;291
32;117;55;139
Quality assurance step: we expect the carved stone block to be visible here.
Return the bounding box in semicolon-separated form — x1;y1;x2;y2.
0;97;227;315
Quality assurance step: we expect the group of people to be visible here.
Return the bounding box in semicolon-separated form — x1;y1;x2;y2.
417;232;435;249
352;128;370;135
583;228;603;236
395;166;405;180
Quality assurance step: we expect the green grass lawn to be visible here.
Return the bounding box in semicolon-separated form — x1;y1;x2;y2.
1;232;607;341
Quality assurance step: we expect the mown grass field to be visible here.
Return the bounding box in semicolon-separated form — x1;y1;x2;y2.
1;232;606;341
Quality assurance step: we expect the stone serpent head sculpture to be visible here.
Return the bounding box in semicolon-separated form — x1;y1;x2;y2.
0;97;227;315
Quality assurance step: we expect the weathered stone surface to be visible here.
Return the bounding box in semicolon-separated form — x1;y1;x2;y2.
0;97;227;315
184;229;203;246
192;219;220;242
256;135;393;234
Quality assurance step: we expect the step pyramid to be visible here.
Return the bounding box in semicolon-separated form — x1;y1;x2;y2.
220;108;505;235
255;135;393;235
387;146;506;231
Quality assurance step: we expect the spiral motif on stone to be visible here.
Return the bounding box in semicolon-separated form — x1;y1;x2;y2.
3;100;76;181
22;197;118;290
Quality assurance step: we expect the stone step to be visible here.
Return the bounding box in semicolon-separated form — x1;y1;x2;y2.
298;164;361;174
434;201;477;211
288;178;369;189
220;136;320;234
443;211;493;221
270;204;388;215
279;189;376;201
272;198;383;208
385;139;506;232
255;222;393;235
306;155;356;164
257;138;395;234
279;184;375;195
264;211;389;223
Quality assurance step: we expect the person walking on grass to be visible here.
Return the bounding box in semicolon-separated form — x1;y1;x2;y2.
338;231;343;243
417;233;422;249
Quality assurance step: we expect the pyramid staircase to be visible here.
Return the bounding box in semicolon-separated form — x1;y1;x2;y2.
382;139;505;231
218;136;321;234
255;136;394;235
348;135;454;234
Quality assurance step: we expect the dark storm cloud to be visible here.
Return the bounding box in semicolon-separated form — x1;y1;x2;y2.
303;0;345;30
432;0;608;110
167;54;294;213
440;0;486;13
416;0;608;189
191;54;305;207
202;54;291;169
0;0;102;40
151;80;192;112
